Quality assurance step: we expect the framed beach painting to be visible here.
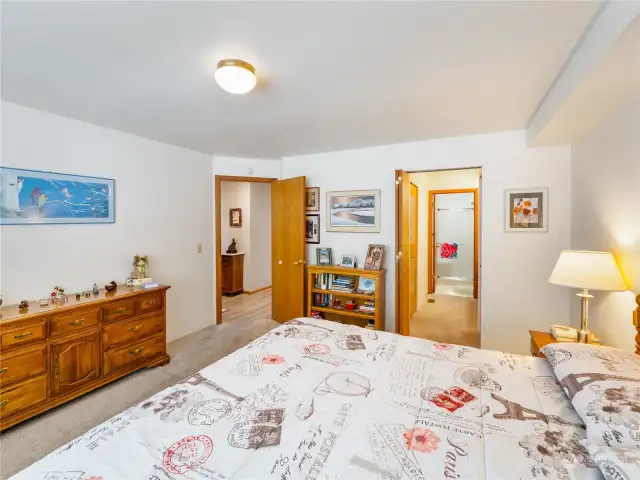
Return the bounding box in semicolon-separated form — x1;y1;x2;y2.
0;167;115;225
326;189;381;233
505;188;548;232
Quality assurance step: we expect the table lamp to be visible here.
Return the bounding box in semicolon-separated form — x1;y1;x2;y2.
549;250;627;342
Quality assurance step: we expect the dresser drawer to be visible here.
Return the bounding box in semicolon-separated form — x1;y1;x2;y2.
0;375;47;420
103;335;165;376
51;308;100;337
0;345;47;388
103;314;164;349
136;292;163;314
0;322;47;349
102;299;136;324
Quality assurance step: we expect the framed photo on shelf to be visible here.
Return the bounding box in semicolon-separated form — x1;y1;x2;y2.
306;187;320;211
316;247;333;265
229;208;242;227
306;214;320;244
340;254;356;268
326;189;381;233
505;188;548;232
364;244;384;270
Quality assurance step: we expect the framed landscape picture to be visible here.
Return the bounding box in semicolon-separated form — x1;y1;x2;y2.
306;214;320;244
505;188;548;232
326;189;381;233
0;167;115;225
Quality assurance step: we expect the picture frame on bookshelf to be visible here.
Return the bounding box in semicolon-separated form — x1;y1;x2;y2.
358;277;376;294
364;244;384;270
306;214;320;244
339;254;356;268
316;247;333;265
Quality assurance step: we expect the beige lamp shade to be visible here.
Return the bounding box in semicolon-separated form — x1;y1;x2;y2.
549;250;627;291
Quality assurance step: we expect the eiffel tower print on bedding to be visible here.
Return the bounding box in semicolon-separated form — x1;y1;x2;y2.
12;319;610;480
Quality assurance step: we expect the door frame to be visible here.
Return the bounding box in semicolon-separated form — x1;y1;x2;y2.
215;175;278;324
427;188;479;299
409;182;419;317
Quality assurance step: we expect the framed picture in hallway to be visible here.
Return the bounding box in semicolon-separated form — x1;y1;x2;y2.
505;188;548;232
326;189;381;233
229;208;242;227
306;214;320;244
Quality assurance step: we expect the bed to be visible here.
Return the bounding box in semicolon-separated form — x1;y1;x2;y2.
11;313;640;480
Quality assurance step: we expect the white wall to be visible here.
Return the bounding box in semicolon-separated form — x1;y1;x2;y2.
571;98;640;351
246;182;271;291
220;181;251;256
282;130;572;354
409;168;481;306
1;102;214;342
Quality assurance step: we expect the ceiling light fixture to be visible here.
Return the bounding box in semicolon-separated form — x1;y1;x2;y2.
215;59;256;94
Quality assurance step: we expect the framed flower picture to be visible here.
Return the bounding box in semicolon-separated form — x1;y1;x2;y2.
505;188;548;232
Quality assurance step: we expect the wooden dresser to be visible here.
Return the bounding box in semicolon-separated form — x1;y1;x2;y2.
221;253;244;295
0;285;170;431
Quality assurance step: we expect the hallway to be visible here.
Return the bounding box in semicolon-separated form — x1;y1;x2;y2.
409;294;479;347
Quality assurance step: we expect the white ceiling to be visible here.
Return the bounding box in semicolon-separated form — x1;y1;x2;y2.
2;1;601;157
533;15;640;145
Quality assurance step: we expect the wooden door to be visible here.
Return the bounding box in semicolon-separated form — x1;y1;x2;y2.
409;183;419;317
395;170;411;335
51;330;100;397
272;176;306;322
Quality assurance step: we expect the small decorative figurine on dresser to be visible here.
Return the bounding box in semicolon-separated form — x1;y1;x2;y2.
18;299;29;311
51;286;66;303
0;294;3;307
75;291;81;301
92;283;100;295
226;238;238;254
105;281;117;293
133;255;150;279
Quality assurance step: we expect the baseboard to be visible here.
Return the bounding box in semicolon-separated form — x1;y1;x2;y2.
244;285;271;295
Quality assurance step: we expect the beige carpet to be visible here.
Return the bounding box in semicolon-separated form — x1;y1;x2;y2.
410;294;480;347
0;318;279;480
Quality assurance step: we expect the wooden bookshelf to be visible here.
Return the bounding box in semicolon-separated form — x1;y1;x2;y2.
306;265;386;330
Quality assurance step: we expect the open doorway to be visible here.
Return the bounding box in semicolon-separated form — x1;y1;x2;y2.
217;178;273;323
215;175;307;325
396;168;481;347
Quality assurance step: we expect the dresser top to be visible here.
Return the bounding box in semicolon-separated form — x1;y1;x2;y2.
0;284;170;325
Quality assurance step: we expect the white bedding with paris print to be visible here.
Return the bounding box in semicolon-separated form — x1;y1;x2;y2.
11;319;605;480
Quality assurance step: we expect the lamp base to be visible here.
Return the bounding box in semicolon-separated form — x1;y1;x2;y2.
577;329;591;343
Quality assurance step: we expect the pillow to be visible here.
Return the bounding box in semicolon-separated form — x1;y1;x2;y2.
541;343;640;451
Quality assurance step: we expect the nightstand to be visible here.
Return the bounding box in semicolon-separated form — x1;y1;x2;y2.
529;330;600;358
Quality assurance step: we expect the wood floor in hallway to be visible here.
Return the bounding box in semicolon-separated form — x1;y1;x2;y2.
222;288;272;322
409;294;480;347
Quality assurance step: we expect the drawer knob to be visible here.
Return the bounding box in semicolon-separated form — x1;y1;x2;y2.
128;347;145;355
114;307;127;313
69;318;85;326
0;367;7;375
146;300;157;305
129;324;143;332
14;332;32;340
0;400;7;409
